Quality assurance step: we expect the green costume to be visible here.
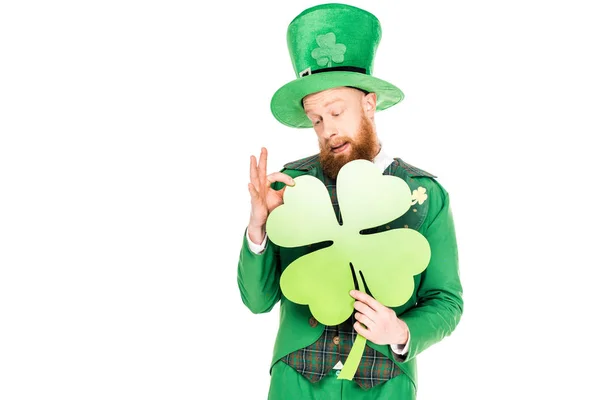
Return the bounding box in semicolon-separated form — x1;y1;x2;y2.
237;3;463;398
237;155;463;398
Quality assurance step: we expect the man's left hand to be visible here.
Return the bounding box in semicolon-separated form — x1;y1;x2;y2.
349;290;409;346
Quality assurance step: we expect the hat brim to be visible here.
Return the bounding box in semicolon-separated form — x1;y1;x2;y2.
270;71;404;128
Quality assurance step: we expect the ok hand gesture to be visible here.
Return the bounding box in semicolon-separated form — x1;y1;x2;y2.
247;147;295;244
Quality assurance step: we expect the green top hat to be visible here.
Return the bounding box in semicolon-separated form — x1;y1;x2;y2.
270;3;404;128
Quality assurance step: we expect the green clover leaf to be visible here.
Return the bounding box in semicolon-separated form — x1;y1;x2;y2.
267;159;430;324
266;160;431;380
311;32;347;68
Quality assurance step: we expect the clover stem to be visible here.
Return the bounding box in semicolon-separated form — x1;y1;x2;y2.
337;333;366;381
337;274;367;381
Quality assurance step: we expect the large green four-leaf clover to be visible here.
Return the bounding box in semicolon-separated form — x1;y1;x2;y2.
266;160;431;380
311;32;346;67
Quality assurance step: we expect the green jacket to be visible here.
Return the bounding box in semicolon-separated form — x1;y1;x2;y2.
237;155;463;390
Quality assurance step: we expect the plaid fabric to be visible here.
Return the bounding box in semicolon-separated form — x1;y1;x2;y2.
283;314;402;389
281;160;408;389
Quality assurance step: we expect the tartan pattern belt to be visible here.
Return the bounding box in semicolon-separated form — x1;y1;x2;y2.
281;315;401;389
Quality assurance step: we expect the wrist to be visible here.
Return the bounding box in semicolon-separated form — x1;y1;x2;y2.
247;223;266;245
395;318;409;345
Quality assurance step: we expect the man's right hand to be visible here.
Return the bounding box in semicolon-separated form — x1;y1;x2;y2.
247;147;295;245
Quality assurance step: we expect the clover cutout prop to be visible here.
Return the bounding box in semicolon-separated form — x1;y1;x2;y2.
266;159;431;380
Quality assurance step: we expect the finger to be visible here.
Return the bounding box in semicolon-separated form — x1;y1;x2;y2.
247;182;259;199
354;311;375;330
353;321;371;340
258;147;268;185
266;172;295;187
250;155;260;188
350;290;384;312
353;301;378;321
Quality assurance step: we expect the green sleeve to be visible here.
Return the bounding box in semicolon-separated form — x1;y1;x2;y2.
235;168;308;314
237;230;282;314
399;178;464;362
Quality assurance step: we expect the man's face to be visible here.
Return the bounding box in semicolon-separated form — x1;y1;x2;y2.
303;87;379;179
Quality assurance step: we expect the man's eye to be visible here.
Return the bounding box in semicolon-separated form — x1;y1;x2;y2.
313;120;321;125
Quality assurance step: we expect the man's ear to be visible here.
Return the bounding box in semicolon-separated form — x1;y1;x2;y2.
363;92;377;118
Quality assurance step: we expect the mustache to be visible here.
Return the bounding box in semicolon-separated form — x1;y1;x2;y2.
326;136;353;150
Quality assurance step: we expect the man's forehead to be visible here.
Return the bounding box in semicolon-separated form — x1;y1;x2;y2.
303;87;363;110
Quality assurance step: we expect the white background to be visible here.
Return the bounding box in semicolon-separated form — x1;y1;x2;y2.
1;1;599;399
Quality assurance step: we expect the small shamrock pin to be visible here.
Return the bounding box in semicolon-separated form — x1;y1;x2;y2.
266;160;431;380
411;187;428;205
311;32;346;67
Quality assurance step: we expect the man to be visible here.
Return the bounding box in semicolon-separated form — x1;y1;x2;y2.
237;3;463;399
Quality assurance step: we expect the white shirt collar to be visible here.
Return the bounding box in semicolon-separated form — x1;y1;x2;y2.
372;145;395;173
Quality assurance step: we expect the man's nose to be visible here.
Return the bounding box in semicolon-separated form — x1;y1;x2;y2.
322;118;338;140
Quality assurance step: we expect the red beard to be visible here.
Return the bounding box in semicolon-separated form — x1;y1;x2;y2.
319;115;379;179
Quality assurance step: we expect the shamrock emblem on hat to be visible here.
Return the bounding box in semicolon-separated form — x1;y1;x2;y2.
311;32;346;67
